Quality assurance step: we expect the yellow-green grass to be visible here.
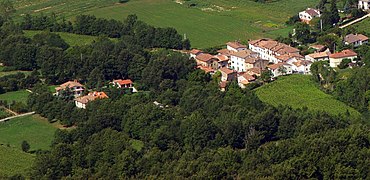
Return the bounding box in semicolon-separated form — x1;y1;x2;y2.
13;0;319;48
0;115;58;151
255;75;361;118
24;30;99;46
0;145;35;177
0;90;31;104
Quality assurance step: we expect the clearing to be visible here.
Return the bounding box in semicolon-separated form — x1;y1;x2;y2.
255;75;361;118
24;30;99;46
0;90;31;104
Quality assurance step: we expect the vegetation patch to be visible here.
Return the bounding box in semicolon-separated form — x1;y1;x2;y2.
0;145;35;177
0;90;31;104
255;75;361;118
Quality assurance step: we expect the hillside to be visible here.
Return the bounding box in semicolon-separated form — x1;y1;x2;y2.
13;0;319;48
0;145;35;177
255;75;361;118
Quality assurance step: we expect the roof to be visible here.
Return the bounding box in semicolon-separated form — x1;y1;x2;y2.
219;81;228;88
247;67;262;75
309;44;326;51
293;60;312;67
56;80;84;91
198;65;215;73
217;49;233;56
196;53;216;62
189;49;203;55
307;51;330;59
242;73;256;81
219;67;235;75
226;41;247;49
329;49;358;59
268;63;291;70
113;79;133;86
249;39;300;55
75;91;109;104
214;55;229;62
304;8;320;17
344;34;369;44
231;50;256;59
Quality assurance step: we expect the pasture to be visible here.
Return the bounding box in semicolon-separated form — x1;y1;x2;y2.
0;145;35;177
13;0;320;48
255;75;361;118
0;90;31;104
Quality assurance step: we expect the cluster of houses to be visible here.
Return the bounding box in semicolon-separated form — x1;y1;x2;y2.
55;79;136;109
190;32;367;90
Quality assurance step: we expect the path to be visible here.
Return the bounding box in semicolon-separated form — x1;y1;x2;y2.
0;112;35;123
1;106;18;116
339;13;370;29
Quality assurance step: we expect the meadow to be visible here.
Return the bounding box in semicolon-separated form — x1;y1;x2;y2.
255;75;361;118
24;30;99;46
13;0;319;48
0;145;35;177
0;90;31;104
353;18;370;34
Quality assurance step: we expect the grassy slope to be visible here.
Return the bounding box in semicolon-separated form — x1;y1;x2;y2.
24;30;99;46
255;75;361;118
0;115;57;151
0;145;35;177
0;90;31;104
13;0;319;48
353;18;370;34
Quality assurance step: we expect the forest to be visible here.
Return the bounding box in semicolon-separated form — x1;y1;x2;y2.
0;1;368;179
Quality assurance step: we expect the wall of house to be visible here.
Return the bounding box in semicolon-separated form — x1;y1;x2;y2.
230;56;246;72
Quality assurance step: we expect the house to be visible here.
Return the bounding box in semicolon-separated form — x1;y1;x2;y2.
189;49;203;59
112;79;138;92
230;50;258;72
249;39;300;64
246;67;263;76
198;65;215;74
309;44;327;52
344;34;369;47
305;51;330;62
268;63;293;77
219;81;228;92
217;49;233;57
74;91;109;109
195;53;218;69
219;67;237;82
359;0;369;10
226;41;248;52
214;54;229;69
245;57;269;70
292;60;313;74
55;80;85;97
329;49;358;67
276;54;304;64
299;8;321;23
238;73;256;89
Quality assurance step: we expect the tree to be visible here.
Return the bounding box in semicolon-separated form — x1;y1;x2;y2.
21;140;30;152
330;0;340;25
0;0;15;21
278;65;287;75
260;69;273;83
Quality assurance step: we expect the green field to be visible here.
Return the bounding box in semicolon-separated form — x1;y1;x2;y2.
0;115;58;151
0;145;35;177
255;75;361;118
353;18;370;33
24;30;99;46
0;66;32;78
0;90;31;104
13;0;319;48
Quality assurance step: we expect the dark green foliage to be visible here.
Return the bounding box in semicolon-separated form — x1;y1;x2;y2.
21;140;30;152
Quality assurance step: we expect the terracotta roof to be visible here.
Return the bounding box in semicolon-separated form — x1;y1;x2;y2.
242;73;256;81
56;80;84;91
309;44;326;51
198;66;215;73
219;67;235;75
219;81;228;88
293;60;312;67
307;51;330;59
268;63;291;70
75;91;108;104
231;50;256;59
329;49;357;59
226;41;247;49
113;79;133;86
247;67;262;75
217;49;233;56
344;34;369;44
189;49;203;55
196;53;216;62
249;39;300;55
214;55;229;62
305;8;320;17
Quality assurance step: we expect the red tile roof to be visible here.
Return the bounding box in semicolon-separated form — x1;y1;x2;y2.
217;49;233;56
329;49;357;59
198;66;215;73
56;80;84;91
113;79;133;86
214;55;229;62
226;41;247;49
196;53;216;62
230;50;256;59
190;49;203;55
219;67;235;75
75;91;109;104
344;34;369;44
307;51;330;59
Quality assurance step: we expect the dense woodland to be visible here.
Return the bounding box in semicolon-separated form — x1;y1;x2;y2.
0;0;369;179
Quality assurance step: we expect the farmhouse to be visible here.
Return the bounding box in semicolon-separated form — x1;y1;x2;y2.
112;79;138;92
268;63;293;77
249;39;300;64
219;67;237;82
292;60;312;74
226;41;248;52
309;44;327;52
195;53;219;69
217;49;234;57
238;73;256;89
299;8;321;23
344;34;369;47
329;49;358;67
358;0;369;10
75;91;109;109
189;49;203;59
198;65;215;74
214;54;229;68
55;80;85;97
230;50;259;72
305;51;330;62
246;67;263;76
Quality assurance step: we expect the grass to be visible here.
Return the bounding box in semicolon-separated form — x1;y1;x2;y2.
0;145;35;177
353;18;370;34
0;90;31;104
255;75;361;118
0;114;58;151
24;30;99;46
13;0;319;48
0;68;32;78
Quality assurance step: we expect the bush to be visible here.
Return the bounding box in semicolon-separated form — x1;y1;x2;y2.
21;140;30;152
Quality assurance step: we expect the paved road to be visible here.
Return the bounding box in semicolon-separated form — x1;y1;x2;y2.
0;112;35;123
340;13;370;29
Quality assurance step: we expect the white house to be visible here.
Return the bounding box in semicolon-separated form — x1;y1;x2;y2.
329;49;358;67
112;79;138;92
219;67;237;82
226;41;247;52
305;51;330;62
74;91;109;109
292;60;313;74
359;0;369;10
268;63;293;77
344;34;369;47
230;50;258;72
55;80;85;97
299;8;321;23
